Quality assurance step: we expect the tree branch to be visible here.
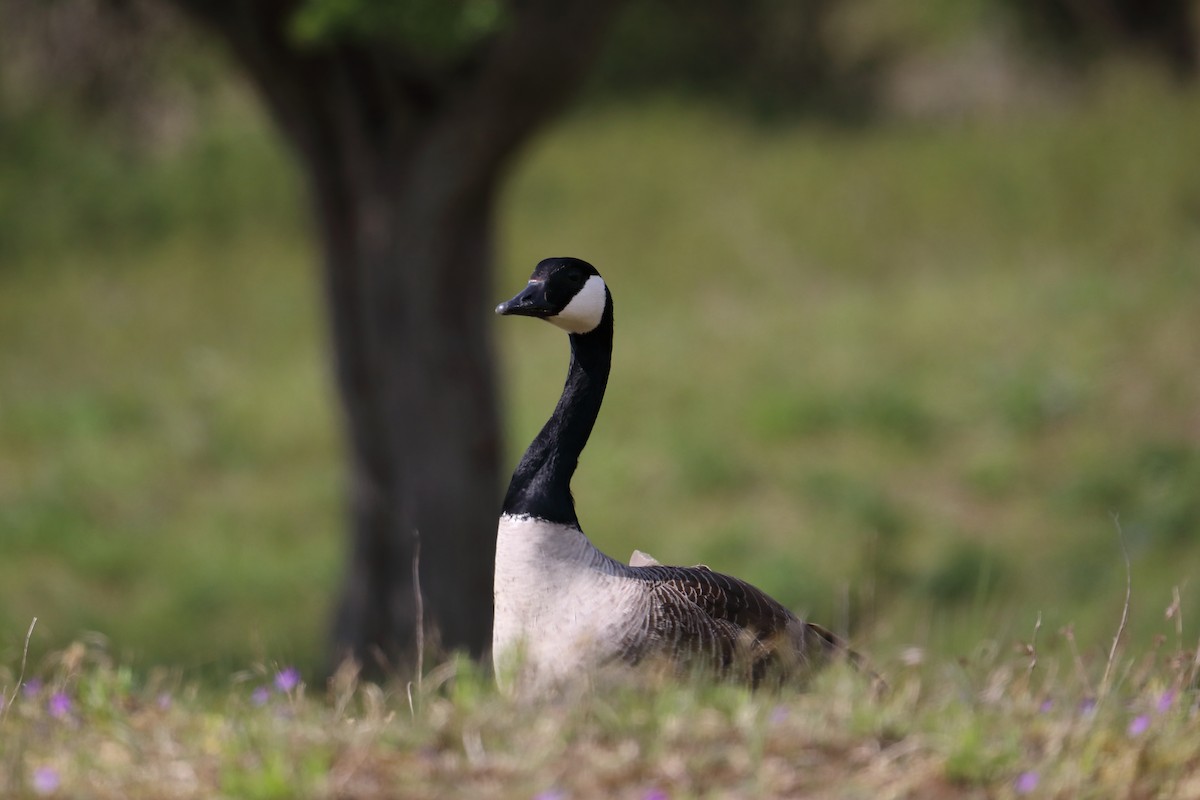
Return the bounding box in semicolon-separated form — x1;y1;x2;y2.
441;0;626;171
167;0;436;163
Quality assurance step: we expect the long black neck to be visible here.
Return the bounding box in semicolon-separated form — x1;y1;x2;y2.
502;297;613;527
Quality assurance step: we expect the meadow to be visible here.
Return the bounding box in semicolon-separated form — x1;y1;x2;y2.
2;64;1200;796
3;644;1199;798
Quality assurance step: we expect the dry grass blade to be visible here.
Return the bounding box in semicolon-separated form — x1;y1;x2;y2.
1100;515;1132;697
410;528;424;718
1027;611;1042;680
3;617;37;719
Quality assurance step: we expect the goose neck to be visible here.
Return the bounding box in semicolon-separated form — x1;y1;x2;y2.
502;311;612;525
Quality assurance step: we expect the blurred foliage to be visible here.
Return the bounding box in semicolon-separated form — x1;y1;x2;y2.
289;0;505;59
589;0;1197;116
0;0;225;139
590;0;887;118
3;0;1195;140
0;0;300;265
1005;0;1198;78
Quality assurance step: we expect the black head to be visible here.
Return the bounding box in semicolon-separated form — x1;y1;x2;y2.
495;257;608;335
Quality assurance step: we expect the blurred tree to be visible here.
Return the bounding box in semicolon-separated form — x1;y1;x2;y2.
166;0;622;673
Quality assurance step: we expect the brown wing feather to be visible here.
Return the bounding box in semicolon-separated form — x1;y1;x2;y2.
620;565;840;683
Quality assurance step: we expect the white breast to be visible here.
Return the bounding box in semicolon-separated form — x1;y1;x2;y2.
493;513;640;688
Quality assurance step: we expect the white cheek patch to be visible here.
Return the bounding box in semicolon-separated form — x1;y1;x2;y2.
548;275;607;334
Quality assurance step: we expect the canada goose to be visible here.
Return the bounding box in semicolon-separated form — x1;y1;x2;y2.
493;257;842;687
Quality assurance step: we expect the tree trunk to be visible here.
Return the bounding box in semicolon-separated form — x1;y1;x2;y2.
266;62;515;670
167;0;623;675
316;131;504;670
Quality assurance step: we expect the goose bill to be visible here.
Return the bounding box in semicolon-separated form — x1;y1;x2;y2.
496;281;553;317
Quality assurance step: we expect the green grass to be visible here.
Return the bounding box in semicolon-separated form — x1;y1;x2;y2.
0;237;340;674
2;67;1200;682
2;637;1199;798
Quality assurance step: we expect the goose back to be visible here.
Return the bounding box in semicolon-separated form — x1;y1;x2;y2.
621;564;841;683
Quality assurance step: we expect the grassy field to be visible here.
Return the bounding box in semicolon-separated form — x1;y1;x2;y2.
3;638;1199;797
1;63;1199;795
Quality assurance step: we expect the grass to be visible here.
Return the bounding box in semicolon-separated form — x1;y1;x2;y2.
1;59;1200;795
0;236;340;675
2;629;1199;798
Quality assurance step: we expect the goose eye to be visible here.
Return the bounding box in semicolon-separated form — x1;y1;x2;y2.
567;270;583;284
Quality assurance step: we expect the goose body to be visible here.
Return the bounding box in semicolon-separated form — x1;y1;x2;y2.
493;257;838;687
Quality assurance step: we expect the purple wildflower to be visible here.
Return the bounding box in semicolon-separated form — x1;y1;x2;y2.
251;686;270;706
642;790;669;800
1128;715;1150;737
32;766;60;795
1156;689;1176;713
274;666;300;693
1078;697;1096;717
769;705;788;724
533;791;567;800
22;678;43;697
1014;771;1039;794
157;692;173;710
1039;698;1053;713
47;692;71;719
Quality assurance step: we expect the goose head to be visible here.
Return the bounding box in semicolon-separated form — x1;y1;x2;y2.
495;257;608;335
